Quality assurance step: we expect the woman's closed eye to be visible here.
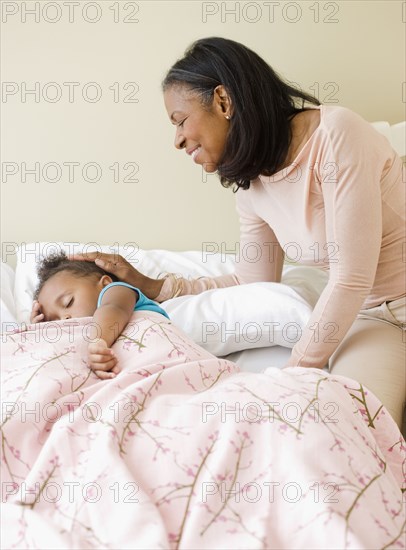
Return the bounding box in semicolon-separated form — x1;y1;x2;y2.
66;297;74;308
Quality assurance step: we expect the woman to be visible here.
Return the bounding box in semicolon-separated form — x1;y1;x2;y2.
72;37;405;428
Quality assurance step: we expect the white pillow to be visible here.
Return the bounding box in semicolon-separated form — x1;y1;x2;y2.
13;242;328;355
0;261;17;327
164;281;315;355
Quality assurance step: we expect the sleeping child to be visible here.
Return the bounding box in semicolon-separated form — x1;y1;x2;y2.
30;252;169;380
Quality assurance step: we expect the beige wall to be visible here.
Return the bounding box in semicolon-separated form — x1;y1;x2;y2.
1;0;405;265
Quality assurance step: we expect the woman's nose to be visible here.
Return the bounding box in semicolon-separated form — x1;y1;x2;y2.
174;127;185;150
63;314;71;320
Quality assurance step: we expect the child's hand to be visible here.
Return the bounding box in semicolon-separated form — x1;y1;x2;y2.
30;301;45;323
87;339;120;380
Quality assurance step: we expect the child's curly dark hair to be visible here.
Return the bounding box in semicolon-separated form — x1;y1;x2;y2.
34;251;119;300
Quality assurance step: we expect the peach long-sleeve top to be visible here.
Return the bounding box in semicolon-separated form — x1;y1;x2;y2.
156;105;406;368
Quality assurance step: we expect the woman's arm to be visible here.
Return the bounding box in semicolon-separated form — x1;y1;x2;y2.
155;189;285;301
285;110;389;369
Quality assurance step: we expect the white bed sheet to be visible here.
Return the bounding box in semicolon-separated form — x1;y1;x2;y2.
224;344;292;371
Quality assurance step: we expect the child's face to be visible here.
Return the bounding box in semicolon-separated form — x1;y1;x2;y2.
37;271;111;321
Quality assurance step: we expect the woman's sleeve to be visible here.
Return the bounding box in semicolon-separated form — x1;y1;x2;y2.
154;187;284;302
286;113;386;368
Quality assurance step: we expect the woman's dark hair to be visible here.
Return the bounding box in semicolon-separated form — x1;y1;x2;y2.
34;251;119;300
162;37;320;190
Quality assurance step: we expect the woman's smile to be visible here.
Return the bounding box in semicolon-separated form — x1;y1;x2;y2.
164;85;231;172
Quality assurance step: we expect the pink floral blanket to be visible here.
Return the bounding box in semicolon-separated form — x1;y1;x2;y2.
1;313;405;549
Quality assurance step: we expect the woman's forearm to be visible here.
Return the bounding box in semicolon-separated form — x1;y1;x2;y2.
153;273;241;302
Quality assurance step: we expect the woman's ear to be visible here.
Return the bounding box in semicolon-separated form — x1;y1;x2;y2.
213;85;232;118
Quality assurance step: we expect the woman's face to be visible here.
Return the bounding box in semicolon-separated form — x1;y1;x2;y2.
164;85;231;173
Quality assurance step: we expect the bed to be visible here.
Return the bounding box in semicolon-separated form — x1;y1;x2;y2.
1;241;405;549
1;121;405;549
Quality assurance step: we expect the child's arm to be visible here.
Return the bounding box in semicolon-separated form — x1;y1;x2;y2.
88;285;137;380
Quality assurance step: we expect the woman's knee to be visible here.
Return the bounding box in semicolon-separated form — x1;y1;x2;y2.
329;319;405;428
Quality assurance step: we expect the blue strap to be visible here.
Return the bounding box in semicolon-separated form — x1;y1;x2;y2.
97;282;169;319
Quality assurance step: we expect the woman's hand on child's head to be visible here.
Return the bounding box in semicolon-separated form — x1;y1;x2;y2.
69;252;141;287
88;338;121;380
69;251;166;300
30;301;45;323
